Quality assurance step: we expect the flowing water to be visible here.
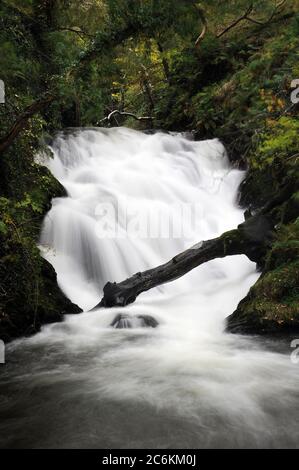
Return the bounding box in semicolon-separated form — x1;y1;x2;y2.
0;128;298;449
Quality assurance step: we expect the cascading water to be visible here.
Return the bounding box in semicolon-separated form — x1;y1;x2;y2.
0;128;298;449
39;127;256;312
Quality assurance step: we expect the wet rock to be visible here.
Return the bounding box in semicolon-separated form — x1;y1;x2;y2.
110;314;132;329
137;315;159;328
226;238;299;335
110;314;158;329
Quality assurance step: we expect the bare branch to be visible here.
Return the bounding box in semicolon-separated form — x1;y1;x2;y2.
56;27;94;39
217;1;287;38
194;4;208;47
217;4;254;38
99;110;153;125
195;22;207;46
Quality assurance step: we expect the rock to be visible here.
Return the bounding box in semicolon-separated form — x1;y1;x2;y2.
137;315;159;328
41;259;83;316
110;314;132;329
0;258;83;344
281;192;299;224
238;164;283;211
227;232;299;335
110;314;158;329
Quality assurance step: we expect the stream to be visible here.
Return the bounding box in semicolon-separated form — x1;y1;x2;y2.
0;128;298;448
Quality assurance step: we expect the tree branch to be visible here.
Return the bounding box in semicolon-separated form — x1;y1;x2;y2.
156;40;171;82
55;27;94;39
73;24;138;75
0;94;55;154
217;4;254;38
99;110;153;125
92;179;296;310
94;222;269;309
194;4;208;47
217;1;287;38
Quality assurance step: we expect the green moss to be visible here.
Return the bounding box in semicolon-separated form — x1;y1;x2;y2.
255;262;299;301
228;222;299;334
253;117;299;169
245;299;298;325
0;130;79;343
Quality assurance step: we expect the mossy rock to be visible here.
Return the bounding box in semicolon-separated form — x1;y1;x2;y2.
0;259;82;343
238;165;283;210
281;192;299;224
227;238;299;334
0;134;80;343
227;296;299;335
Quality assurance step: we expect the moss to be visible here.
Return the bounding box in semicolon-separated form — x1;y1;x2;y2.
266;241;299;270
228;297;299;334
254;117;299;168
227;222;299;334
256;262;299;301
181;16;299;167
210;18;299;335
238;163;283;210
0;131;81;343
281;193;299;224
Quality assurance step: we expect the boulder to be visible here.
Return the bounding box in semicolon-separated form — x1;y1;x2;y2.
111;314;158;329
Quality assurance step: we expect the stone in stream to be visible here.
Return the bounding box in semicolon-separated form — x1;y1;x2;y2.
110;314;158;329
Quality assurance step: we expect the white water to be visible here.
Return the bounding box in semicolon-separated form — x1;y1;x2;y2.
0;128;298;449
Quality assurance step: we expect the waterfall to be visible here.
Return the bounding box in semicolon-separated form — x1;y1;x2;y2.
1;128;298;449
39;127;257;315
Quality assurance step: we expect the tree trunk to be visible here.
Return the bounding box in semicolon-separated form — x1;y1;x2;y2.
74;97;81;127
156;41;171;83
140;65;155;111
95;215;272;309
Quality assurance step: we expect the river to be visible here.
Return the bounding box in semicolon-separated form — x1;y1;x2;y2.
0;128;298;448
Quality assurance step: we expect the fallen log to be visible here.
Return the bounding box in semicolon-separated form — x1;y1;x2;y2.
94;213;273;309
